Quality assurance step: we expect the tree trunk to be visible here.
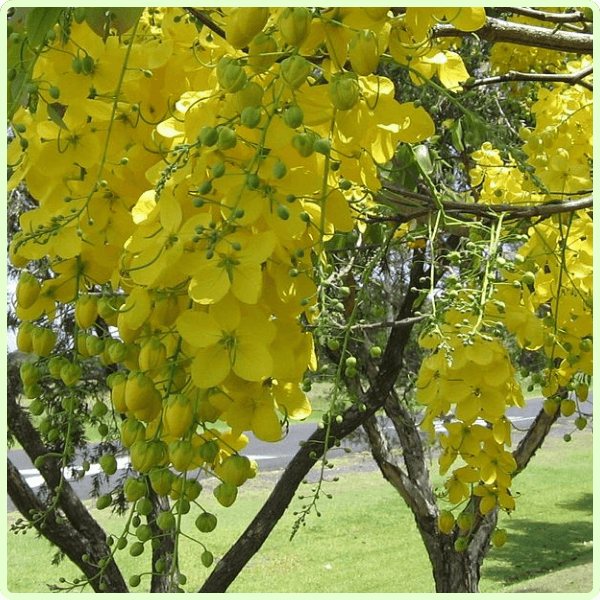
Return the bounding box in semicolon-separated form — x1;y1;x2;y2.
427;536;482;593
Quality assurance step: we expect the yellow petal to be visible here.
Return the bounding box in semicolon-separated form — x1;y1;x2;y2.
275;382;312;420
231;263;263;304
234;342;273;382
121;288;152;330
176;310;222;348
396;102;435;143
251;403;283;442
437;51;470;92
191;346;231;388
189;263;230;305
132;190;158;224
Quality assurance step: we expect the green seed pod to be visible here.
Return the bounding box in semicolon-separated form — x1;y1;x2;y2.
29;399;45;416
195;512;218;533
278;7;311;47
156;511;176;531
81;55;95;75
129;541;144;557
201;550;214;567
199;127;218;147
282;104;304;129
277;204;290;220
216;127;237;150
272;159;287;179
73;7;87;23
329;72;360;111
313;138;331;155
292;132;316;157
240;105;262;128
96;494;112;510
212;161;226;178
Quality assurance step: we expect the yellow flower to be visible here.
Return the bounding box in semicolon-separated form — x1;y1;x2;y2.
176;295;276;388
187;230;276;305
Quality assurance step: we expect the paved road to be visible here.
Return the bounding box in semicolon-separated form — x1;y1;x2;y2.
7;395;592;511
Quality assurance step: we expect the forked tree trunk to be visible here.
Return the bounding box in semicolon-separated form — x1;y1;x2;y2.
361;396;498;593
416;511;496;593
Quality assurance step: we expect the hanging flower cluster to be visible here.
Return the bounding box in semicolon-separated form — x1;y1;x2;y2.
9;7;486;582
416;51;592;533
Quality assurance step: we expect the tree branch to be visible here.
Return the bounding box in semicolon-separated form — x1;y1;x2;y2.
432;16;593;55
183;7;226;40
198;252;427;592
378;184;593;224
503;7;590;25
465;64;593;92
6;392;127;591
7;458;128;592
513;406;560;473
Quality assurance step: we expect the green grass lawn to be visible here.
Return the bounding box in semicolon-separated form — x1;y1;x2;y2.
5;430;593;593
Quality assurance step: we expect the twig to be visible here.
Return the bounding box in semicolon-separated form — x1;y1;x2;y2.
503;7;589;24
465;64;593;92
183;7;226;40
349;315;427;331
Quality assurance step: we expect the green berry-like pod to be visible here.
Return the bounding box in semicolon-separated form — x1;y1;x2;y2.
437;509;455;534
157;511;176;531
129;541;144;557
278;7;311;47
216;126;237;150
240;105;262;129
195;512;218;533
136;497;154;516
216;57;247;93
99;453;117;475
292;132;316;157
272;159;287;179
454;537;469;552
491;528;508;548
201;550;214;567
135;524;153;542
214;482;238;507
282;104;304;129
313;138;331;155
96;494;112;510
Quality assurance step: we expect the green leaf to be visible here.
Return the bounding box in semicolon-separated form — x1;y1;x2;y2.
47;104;69;131
450;119;465;152
414;144;434;175
25;7;62;49
85;8;143;38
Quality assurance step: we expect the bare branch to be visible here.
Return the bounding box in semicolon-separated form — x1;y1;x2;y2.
432;16;593;55
7;394;108;543
513;406;560;473
465;64;593;92
7;459;128;592
378;184;593;224
183;7;226;40
503;7;589;24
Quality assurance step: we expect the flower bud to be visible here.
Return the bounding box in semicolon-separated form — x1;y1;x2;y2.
329;72;360;111
278;7;311;47
280;55;311;90
348;30;380;76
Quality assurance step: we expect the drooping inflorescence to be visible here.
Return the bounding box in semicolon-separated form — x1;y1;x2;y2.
7;6;592;588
